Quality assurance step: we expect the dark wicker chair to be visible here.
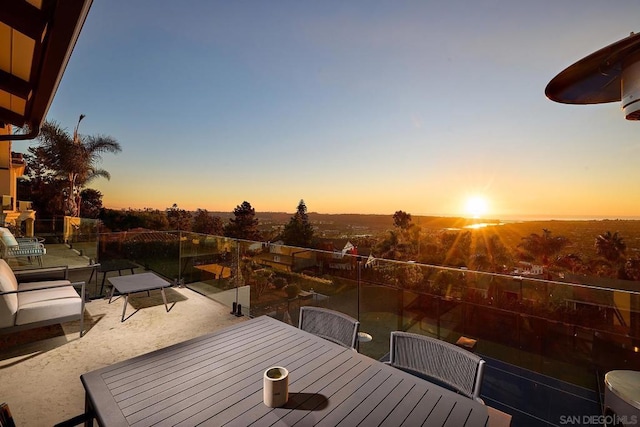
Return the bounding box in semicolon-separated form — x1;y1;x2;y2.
298;306;359;350
387;331;485;402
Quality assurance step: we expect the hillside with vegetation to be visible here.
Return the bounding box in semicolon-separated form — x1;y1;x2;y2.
96;204;640;282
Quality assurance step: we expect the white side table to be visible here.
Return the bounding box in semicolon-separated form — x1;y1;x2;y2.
357;332;372;343
356;331;372;352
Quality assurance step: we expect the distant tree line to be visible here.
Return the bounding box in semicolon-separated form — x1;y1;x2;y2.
96;202;640;281
98;199;316;247
99;203;252;238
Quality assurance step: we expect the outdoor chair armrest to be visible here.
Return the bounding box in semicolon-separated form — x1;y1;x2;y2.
0;281;85;295
15;237;41;244
8;244;44;249
13;238;45;249
14;266;69;282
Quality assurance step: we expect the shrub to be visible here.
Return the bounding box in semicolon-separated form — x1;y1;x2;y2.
273;276;288;290
284;284;300;299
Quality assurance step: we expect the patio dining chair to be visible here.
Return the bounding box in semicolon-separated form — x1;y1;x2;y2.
299;306;359;350
387;331;486;402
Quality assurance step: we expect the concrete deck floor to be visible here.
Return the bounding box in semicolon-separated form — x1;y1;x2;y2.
0;285;245;426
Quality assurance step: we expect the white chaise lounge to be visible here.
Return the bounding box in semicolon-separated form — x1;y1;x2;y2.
0;260;85;337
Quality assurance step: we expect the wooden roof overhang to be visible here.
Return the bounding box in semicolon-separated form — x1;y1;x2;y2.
0;0;92;140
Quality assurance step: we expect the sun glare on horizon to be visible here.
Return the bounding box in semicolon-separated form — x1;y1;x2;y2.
464;196;489;218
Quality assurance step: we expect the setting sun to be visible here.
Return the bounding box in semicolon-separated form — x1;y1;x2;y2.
465;196;489;218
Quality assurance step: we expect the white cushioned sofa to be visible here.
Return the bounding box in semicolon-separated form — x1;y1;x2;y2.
0;259;85;337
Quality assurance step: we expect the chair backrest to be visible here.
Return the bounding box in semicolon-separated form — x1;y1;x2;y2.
389;331;485;401
0;227;18;249
299;306;359;349
0;259;18;328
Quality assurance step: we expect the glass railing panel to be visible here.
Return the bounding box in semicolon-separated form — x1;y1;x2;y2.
90;231;640;396
33;218;63;243
95;230;181;297
236;242;359;329
352;255;640;391
4;217;97;272
358;283;398;360
30;216;99;260
182;233;238;311
357;260;468;359
310;249;359;322
65;217;99;262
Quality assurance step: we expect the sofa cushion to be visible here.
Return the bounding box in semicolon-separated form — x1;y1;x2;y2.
0;259;18;328
16;282;82;326
0;259;18;291
0;227;18;247
18;280;71;291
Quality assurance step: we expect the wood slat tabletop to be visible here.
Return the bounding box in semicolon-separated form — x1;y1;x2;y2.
81;315;489;426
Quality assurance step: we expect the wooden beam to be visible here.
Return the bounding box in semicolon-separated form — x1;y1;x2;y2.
0;1;47;41
0;106;25;127
26;0;92;130
0;69;30;99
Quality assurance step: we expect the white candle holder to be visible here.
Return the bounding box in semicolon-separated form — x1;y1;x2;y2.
263;366;289;408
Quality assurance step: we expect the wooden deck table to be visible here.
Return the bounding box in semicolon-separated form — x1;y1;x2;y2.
81;316;490;426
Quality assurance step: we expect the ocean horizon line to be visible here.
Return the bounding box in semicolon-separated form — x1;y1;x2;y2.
492;214;640;222
102;206;640;222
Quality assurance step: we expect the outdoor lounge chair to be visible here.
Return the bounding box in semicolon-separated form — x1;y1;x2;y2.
0;259;85;338
387;331;486;402
0;227;46;266
299;306;359;349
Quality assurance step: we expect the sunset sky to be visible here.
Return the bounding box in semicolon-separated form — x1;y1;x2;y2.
22;0;640;219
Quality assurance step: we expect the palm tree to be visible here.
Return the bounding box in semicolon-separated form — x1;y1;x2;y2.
518;229;569;266
555;253;584;274
595;231;627;278
595;231;626;263
482;234;511;272
35;115;121;216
